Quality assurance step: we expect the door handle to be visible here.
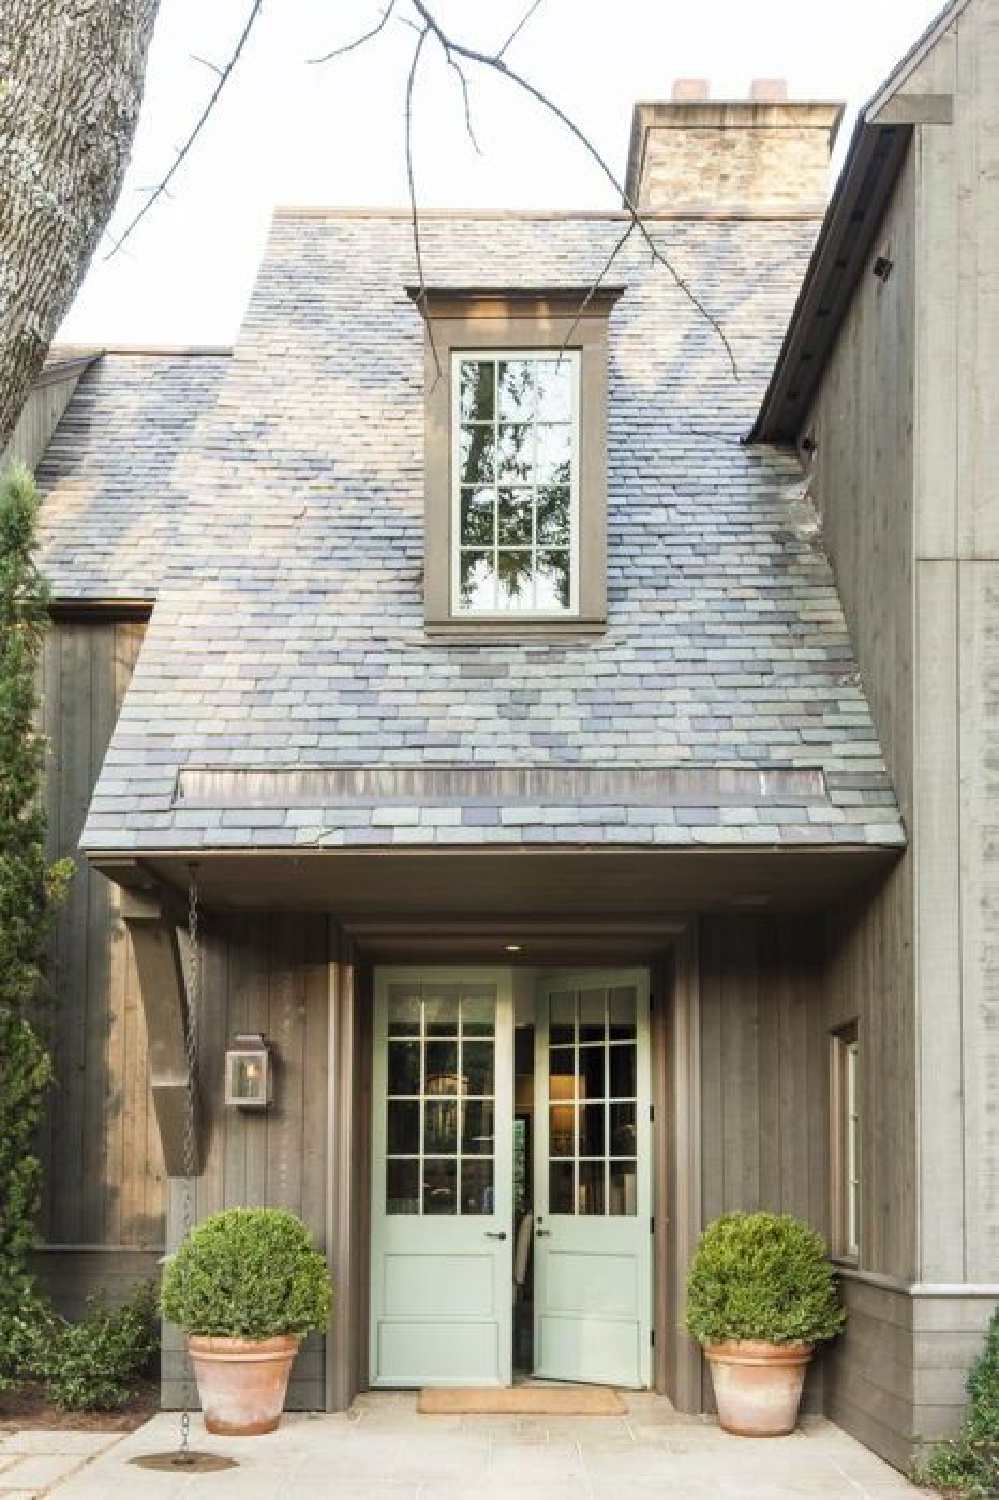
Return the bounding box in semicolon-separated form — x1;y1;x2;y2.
485;1231;507;1240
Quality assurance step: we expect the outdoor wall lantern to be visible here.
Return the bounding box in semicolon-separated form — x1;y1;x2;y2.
224;1033;273;1110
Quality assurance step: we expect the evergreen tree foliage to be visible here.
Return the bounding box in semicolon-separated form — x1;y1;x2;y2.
0;463;72;1386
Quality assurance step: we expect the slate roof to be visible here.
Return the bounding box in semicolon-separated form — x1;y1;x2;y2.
33;210;905;854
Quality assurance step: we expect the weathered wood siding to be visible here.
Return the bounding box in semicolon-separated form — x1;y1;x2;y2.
2;369;86;474
160;913;331;1411
698;914;829;1409
37;619;164;1307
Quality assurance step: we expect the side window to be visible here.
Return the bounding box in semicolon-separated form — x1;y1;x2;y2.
831;1021;860;1260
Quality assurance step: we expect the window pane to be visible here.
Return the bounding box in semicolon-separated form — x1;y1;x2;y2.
497;550;535;611
535;423;571;484
579;988;605;1044
537;486;570;544
497;359;536;421
463;1039;495;1096
425;1040;459;1094
461;1158;494;1215
609;1160;638;1216
460;425;495;485
387;1158;419;1215
497;488;533;545
424;1099;459;1154
497;423;533;483
535;359;572;421
388;1040;420;1096
462;1099;494;1154
460;360;495;422
579;1160;606;1215
387;989;420;1036
579;1102;605;1157
549;1046;577;1098
459;550;495;610
550;1161;574;1213
550;990;575;1046
550;1103;575;1157
423;1159;457;1215
387;1099;419;1154
610;1102;637;1157
536;550;570;611
460;488;495;546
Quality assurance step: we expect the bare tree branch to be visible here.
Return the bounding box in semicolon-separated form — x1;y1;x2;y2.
105;0;265;261
404;22;442;388
497;0;545;60
408;0;737;377
308;0;397;65
447;53;482;155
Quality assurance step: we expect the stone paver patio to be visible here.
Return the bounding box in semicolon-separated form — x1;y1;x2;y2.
0;1393;933;1499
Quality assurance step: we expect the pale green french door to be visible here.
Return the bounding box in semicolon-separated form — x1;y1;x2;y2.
369;968;514;1387
534;970;653;1388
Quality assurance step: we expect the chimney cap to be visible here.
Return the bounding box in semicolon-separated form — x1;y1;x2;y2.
750;78;789;102
671;79;710;102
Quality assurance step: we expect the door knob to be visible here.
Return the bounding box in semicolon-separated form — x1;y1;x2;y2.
485;1230;507;1240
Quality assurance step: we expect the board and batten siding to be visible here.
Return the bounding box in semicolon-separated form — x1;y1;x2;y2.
698;914;829;1411
37;618;164;1313
160;913;332;1412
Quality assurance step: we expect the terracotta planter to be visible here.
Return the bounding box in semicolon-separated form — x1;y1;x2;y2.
188;1334;300;1436
705;1340;813;1437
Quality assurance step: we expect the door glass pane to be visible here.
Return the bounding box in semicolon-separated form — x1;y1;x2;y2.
550;1161;574;1213
387;1099;419;1154
609;986;637;1040
461;1099;494;1155
463;1040;495;1096
424;990;460;1036
425;1040;459;1094
462;993;494;1037
609;1159;638;1216
549;990;575;1046
609;1101;637;1157
550;1103;575;1157
578;1047;605;1102
578;1160;606;1215
388;1040;420;1096
549;1047;576;1097
387;1158;419;1215
579;1102;605;1157
609;1044;637;1099
387;989;420;1036
579;988;605;1044
461;1158;494;1215
423;1159;457;1215
425;1099;459;1155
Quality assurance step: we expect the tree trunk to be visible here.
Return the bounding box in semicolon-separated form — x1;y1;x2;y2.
0;1;160;453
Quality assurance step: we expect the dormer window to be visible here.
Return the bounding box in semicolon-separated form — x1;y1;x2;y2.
454;352;578;616
413;286;621;638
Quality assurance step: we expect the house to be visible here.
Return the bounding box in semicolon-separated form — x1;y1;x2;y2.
15;0;998;1473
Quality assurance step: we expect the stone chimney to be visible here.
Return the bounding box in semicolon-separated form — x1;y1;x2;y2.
625;81;843;216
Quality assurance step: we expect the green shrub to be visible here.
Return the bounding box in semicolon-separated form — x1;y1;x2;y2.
161;1208;332;1340
685;1212;846;1346
23;1283;159;1411
915;1306;999;1498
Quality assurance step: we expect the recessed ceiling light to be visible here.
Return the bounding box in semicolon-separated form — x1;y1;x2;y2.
504;943;523;953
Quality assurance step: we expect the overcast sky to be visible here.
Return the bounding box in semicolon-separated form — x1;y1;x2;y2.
60;0;944;346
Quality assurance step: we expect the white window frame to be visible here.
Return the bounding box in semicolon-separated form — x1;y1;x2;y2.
450;349;581;619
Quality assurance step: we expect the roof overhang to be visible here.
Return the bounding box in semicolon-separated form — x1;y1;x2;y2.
92;844;900;920
749;0;964;445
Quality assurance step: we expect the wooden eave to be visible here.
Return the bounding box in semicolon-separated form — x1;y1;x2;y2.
748;115;912;444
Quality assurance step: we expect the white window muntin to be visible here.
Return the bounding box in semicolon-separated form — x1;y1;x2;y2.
450;349;581;618
845;1037;860;1259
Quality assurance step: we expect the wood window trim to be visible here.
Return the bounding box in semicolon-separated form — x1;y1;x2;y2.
830;1019;860;1264
410;286;623;641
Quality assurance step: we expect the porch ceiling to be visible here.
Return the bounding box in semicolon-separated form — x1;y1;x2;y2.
95;844;897;918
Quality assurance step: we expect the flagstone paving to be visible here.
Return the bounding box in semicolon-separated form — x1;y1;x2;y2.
0;1393;933;1499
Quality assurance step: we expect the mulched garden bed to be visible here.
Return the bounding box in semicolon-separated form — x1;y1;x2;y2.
0;1378;159;1432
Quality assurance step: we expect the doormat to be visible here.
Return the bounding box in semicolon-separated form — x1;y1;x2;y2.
418;1385;626;1416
